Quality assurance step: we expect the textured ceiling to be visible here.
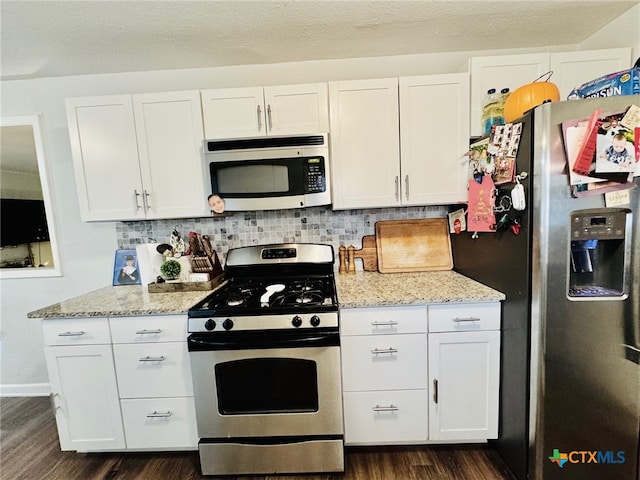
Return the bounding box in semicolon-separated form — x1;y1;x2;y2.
1;0;637;81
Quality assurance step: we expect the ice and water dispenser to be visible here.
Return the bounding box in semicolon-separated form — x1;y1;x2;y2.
569;208;631;299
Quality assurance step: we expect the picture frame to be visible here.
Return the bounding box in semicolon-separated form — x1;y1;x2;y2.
112;249;141;286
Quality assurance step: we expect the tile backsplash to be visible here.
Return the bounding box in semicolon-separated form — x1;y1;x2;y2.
116;205;448;265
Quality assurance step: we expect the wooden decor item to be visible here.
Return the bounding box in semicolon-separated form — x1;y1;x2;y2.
375;219;453;273
352;235;378;271
148;273;225;293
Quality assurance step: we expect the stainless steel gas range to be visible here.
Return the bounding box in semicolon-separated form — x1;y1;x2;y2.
187;243;344;476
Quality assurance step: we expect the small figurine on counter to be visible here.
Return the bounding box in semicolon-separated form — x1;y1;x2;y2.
156;243;174;257
170;227;186;258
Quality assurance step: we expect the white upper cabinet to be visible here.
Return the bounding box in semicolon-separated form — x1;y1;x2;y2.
399;73;470;205
330;74;469;210
550;47;631;99
132;91;208;220
468;48;632;137
264;84;329;136
329;78;401;210
468;53;550;137
201;83;329;139
66;95;145;221
66;91;208;221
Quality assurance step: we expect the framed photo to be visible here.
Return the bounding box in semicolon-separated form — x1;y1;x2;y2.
113;249;141;286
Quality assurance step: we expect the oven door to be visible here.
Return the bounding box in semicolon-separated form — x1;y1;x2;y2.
188;329;343;439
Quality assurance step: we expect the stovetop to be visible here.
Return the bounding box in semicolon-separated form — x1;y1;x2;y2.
187;243;339;333
189;275;338;317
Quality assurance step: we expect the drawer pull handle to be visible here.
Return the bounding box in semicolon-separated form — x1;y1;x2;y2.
433;379;439;404
57;331;85;337
135;329;162;335
371;347;398;355
453;317;481;322
146;411;172;418
373;404;399;412
371;321;398;327
139;355;165;362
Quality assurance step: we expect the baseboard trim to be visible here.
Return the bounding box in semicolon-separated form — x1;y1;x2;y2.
0;383;51;397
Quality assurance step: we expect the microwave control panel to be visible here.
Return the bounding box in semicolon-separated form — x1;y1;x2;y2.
304;157;326;193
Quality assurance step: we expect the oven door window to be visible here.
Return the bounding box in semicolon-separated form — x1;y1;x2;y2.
215;357;318;414
211;158;305;198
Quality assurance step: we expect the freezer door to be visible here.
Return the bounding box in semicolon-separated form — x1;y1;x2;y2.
531;97;640;480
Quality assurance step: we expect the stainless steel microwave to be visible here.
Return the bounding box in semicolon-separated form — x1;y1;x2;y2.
205;133;331;211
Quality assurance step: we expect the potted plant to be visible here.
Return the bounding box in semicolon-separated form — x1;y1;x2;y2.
160;258;181;281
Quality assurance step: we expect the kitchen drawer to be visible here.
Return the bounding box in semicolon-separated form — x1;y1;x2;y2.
341;334;427;391
113;342;194;398
343;389;428;445
428;302;500;333
340;306;427;336
120;397;197;449
42;317;111;346
110;315;187;344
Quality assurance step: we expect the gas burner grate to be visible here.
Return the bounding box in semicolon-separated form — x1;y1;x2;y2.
271;290;325;307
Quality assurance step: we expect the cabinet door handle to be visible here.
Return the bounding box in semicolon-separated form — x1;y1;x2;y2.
372;404;399;412
135;329;162;335
453;317;481;323
267;104;273;131
146;410;172;418
433;379;439;404
139;355;165;362
256;104;263;131
57;331;85;337
371;320;398;327
143;189;151;210
371;347;398;355
49;393;61;413
134;189;142;210
405;175;409;200
394;176;399;201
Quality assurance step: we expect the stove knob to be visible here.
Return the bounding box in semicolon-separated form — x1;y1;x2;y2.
310;315;321;327
222;318;234;331
292;316;303;328
204;319;216;331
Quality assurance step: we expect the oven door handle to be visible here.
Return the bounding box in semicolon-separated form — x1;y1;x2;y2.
188;329;340;351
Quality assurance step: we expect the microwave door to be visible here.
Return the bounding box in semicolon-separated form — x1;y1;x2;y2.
211;160;306;211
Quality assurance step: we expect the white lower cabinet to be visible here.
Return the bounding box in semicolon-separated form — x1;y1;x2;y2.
340;306;428;445
343;390;428;444
120;397;197;449
42;315;197;452
427;303;501;441
112;342;193;399
43;318;125;452
340;302;501;445
110;315;198;450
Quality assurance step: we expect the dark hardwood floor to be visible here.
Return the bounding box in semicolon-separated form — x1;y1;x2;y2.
1;397;516;480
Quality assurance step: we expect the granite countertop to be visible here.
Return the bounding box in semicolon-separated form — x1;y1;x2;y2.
28;270;504;319
27;285;218;319
336;270;505;308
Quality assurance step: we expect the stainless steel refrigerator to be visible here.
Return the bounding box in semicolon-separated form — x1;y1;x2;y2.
451;95;640;480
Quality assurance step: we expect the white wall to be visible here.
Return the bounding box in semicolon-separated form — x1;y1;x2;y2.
1;11;638;394
580;3;640;62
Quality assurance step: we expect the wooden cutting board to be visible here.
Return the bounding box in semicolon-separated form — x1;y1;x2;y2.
375;219;453;273
352;235;378;271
